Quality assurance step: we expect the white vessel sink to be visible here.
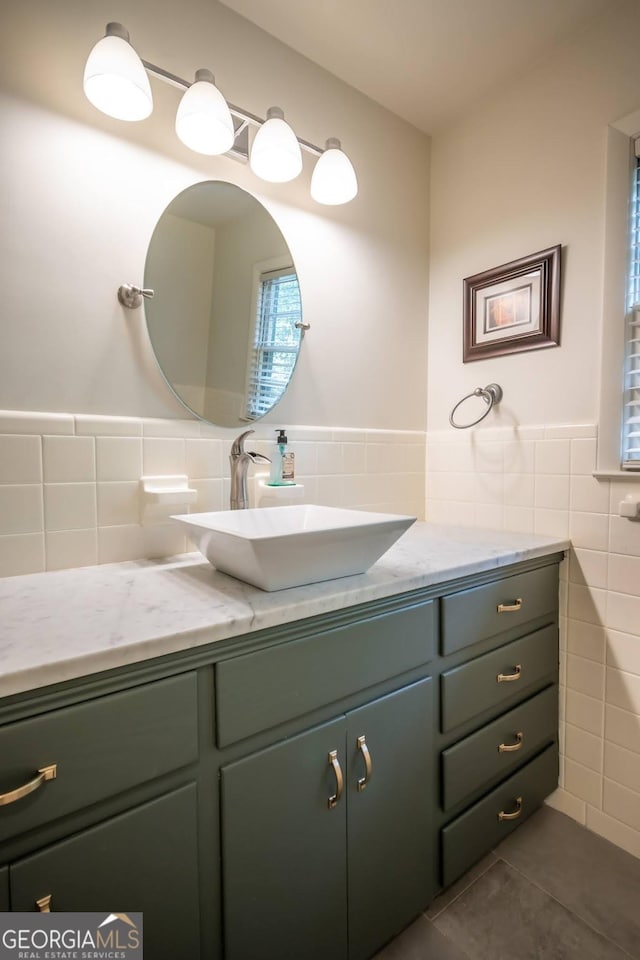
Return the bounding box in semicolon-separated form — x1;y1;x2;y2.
171;504;416;591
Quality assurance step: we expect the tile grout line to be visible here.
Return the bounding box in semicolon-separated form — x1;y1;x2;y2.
423;853;498;921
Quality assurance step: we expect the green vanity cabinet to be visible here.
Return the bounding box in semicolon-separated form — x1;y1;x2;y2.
0;551;563;960
221;678;433;960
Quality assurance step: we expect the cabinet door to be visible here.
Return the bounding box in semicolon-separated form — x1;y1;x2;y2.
221;717;348;960
346;678;434;960
10;785;201;960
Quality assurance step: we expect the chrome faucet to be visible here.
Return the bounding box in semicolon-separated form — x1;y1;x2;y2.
229;429;271;510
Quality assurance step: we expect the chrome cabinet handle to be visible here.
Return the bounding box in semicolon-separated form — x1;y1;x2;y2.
497;598;523;613
497;664;522;683
498;796;523;821
356;735;373;792
328;750;344;809
498;732;524;753
0;764;57;806
36;895;52;912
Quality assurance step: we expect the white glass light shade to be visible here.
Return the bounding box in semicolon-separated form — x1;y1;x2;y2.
311;138;358;205
250;107;302;183
83;23;152;121
176;69;235;155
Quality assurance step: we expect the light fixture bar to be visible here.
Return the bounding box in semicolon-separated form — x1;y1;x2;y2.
142;59;323;159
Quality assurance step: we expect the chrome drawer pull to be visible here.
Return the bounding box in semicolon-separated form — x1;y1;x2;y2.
328;750;344;809
36;894;52;913
497;598;523;613
497;664;522;683
498;796;523;821
356;735;373;792
498;732;524;753
0;764;57;807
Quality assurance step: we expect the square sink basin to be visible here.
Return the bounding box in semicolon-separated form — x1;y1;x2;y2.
171;504;416;591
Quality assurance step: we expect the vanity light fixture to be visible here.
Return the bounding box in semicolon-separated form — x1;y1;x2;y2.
249;107;302;183
310;138;358;205
83;23;358;204
83;23;153;121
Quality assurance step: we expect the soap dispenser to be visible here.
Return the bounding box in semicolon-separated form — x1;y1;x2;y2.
268;429;295;486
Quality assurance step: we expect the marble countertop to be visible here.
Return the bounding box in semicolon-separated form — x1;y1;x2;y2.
0;523;568;699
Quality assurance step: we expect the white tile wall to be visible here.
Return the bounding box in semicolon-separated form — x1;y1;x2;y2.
427;422;640;862
0;410;426;578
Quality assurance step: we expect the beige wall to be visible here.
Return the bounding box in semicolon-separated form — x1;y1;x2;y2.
0;0;430;430
427;0;640;860
427;0;640;431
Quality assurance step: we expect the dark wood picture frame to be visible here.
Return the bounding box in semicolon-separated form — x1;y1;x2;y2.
463;245;561;362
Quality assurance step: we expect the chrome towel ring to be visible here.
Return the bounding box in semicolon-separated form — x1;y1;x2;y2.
449;383;503;429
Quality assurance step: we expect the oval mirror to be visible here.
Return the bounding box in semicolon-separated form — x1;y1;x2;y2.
144;181;303;428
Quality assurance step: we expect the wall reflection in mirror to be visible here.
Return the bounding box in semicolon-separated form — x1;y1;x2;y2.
144;181;303;428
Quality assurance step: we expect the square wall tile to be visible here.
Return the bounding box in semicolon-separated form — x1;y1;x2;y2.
43;436;95;483
97;482;140;527
603;779;640;832
606;668;640;715
98;524;145;564
0;533;45;577
570;475;610;514
604;742;640;795
567;582;607;626
608;553;640;596
609;516;640;557
607;591;640;638
566;689;604;736
606;630;640;676
564;723;602;772
96;437;143;481
535;439;571;474
535;475;570;510
44;483;96;532
0;485;43;534
185;439;223;479
571;438;597;475
564;758;602;807
569;549;608;589
605;704;640;755
566;652;605;699
45;529;97;571
192;479;224;512
142;438;186;476
0;436;42;483
567;619;605;662
570;512;610;551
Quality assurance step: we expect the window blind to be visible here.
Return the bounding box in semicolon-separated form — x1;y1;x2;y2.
245;268;302;420
623;149;640;468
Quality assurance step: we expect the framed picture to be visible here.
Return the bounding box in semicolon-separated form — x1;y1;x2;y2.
463;245;561;362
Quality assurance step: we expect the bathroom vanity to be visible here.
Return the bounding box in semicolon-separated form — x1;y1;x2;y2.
0;524;565;960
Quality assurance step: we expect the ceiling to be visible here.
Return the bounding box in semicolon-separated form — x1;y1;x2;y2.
220;0;611;133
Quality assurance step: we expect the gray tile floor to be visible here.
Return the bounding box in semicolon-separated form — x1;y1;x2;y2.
374;806;640;960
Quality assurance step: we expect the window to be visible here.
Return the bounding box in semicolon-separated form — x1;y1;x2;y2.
623;152;640;468
595;113;640;477
245;265;302;420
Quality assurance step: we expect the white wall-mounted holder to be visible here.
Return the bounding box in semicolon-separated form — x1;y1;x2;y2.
618;494;640;521
140;474;197;525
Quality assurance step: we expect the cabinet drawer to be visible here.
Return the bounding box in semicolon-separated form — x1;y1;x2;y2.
441;744;558;888
215;600;435;746
441;564;558;655
0;672;198;843
441;684;558;810
440;623;557;732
